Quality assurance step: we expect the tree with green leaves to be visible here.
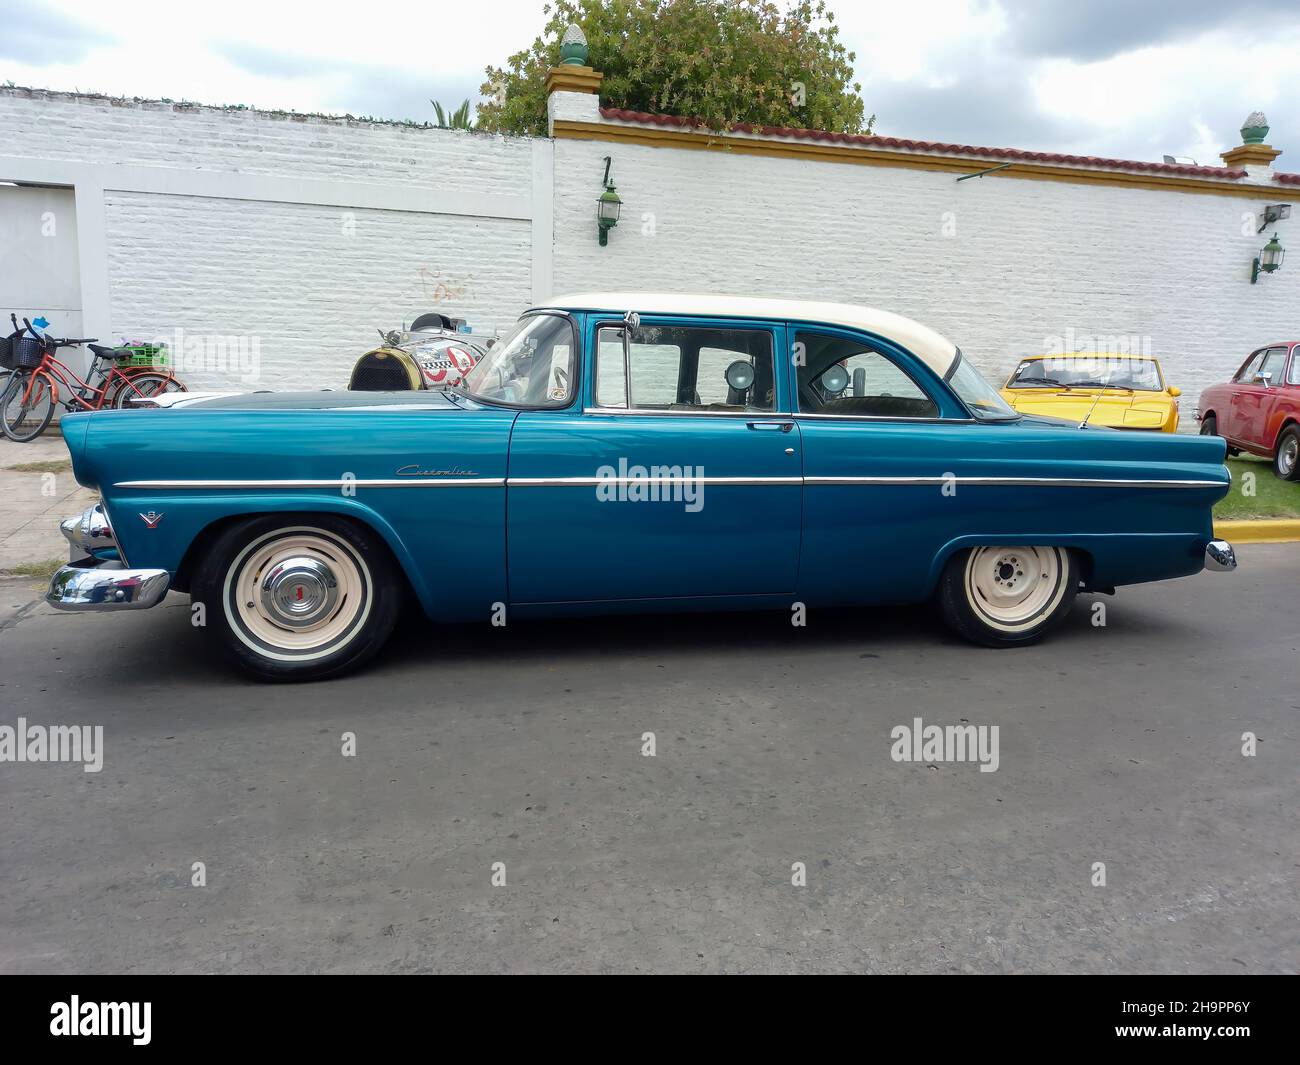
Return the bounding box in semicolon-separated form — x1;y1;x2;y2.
477;0;871;137
431;99;474;129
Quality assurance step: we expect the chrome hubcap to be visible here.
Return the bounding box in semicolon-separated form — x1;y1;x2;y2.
1281;438;1297;474
258;556;339;628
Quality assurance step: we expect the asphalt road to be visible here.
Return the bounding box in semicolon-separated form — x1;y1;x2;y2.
1;545;1297;974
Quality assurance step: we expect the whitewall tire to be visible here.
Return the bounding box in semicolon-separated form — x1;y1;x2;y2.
193;515;402;681
938;545;1078;646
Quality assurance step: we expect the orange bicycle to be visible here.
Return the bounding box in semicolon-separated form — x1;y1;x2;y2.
1;315;186;442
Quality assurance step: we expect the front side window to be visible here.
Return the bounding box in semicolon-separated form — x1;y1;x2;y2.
795;332;938;418
594;323;775;412
1234;350;1267;383
461;313;575;408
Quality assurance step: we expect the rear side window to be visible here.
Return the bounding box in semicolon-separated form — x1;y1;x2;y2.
1289;348;1300;386
795;332;938;418
1257;347;1288;383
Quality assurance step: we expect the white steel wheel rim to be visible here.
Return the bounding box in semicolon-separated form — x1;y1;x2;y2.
964;546;1068;633
1280;436;1298;475
223;528;372;662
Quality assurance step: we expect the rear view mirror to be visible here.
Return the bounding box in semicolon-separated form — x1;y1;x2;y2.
1253;371;1273;387
1168;386;1181;397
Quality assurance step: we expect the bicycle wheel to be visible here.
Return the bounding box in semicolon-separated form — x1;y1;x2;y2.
1;369;57;442
112;372;187;409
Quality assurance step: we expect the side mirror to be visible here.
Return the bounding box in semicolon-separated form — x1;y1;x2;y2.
1253;371;1273;387
1168;385;1181;397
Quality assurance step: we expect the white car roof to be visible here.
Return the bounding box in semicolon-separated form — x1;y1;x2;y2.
540;292;959;377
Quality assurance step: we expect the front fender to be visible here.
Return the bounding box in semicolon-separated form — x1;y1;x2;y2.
102;487;509;622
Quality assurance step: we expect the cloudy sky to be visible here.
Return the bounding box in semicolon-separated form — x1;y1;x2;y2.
3;0;1299;165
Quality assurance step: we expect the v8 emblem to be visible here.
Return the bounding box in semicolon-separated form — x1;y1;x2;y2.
139;510;164;529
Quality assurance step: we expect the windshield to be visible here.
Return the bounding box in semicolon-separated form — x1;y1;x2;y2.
947;352;1017;420
461;313;576;408
1007;356;1163;391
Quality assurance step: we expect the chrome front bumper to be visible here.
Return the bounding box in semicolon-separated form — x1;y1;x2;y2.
47;558;170;610
1205;539;1237;572
49;501;170;610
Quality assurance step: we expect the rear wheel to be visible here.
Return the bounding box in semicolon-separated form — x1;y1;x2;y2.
938;545;1078;647
1;369;56;442
1275;425;1300;481
112;371;187;408
192;515;402;681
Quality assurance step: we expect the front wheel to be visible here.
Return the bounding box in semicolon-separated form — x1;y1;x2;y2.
191;515;402;681
1;369;56;442
938;545;1078;647
112;371;187;409
1199;414;1239;455
1275;425;1300;482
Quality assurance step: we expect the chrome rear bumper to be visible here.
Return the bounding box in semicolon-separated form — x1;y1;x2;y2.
47;558;170;611
1204;539;1237;572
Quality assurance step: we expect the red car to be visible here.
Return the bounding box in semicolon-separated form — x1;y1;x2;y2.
1198;342;1300;480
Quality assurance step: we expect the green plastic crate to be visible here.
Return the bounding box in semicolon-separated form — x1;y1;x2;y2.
120;343;169;367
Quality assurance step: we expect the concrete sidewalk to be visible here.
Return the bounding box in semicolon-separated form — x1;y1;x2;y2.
0;431;98;575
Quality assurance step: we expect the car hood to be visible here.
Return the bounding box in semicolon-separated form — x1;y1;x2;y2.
1001;389;1173;429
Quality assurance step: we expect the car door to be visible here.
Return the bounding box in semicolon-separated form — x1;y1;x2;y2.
792;326;962;605
506;314;802;605
1234;346;1288;447
1225;347;1266;445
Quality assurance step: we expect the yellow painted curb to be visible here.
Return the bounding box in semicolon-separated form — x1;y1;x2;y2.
1213;519;1300;544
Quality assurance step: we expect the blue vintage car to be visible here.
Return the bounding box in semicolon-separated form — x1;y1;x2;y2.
47;293;1237;680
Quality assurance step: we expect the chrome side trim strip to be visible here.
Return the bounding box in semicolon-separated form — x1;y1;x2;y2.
114;475;1224;491
113;478;506;489
803;476;1225;488
509;476;798;487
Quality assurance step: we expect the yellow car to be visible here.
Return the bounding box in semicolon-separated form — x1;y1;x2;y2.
999;353;1181;432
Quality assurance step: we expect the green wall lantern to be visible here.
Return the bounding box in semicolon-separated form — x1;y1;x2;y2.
597;156;622;246
1251;233;1285;284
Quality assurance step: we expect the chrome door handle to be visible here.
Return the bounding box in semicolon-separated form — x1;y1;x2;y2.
747;421;793;432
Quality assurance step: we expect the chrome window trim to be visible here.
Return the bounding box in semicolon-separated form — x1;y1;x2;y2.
581;407;787;418
793;413;975;424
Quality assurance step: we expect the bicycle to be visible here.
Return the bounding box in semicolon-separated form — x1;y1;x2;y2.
0;315;187;442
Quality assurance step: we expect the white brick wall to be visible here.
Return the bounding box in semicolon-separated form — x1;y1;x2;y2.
0;90;532;196
3;86;1298;415
103;191;529;390
551;135;1300;412
0;89;540;391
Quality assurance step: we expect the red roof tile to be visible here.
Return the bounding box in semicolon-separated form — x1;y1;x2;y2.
598;106;1249;180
